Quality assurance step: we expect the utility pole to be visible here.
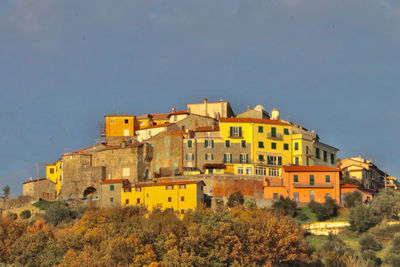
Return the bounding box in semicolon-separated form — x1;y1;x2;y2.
37;161;39;179
385;172;387;189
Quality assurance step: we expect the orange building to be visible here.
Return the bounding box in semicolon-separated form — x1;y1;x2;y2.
340;184;374;203
264;165;341;204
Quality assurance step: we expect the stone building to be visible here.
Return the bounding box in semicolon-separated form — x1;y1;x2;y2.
186;98;234;119
22;178;55;201
100;179;129;207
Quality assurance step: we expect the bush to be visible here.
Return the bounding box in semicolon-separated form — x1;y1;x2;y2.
6;212;17;220
384;234;400;266
343;191;363;208
371;189;400;221
359;234;382;252
227;192;244;208
33;199;54;210
43;202;73;226
272;196;297;217
349;205;378;233
297;212;309;221
307;199;338;221
20;210;31;219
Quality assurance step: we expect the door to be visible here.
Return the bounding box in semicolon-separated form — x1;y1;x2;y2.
293;192;299;202
124;129;130;136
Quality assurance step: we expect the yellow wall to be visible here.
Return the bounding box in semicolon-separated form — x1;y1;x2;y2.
46;160;62;196
135;118;152;130
105;115;135;139
121;182;204;216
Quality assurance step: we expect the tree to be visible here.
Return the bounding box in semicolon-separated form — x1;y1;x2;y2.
2;185;10;201
359;234;382;252
343;191;363;208
371;189;400;221
308;199;338;221
349;205;378;233
272;196;297;217
227;192;244;207
43;202;72;226
20;210;31;219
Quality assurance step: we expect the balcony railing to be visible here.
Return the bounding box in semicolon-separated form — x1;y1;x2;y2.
267;132;283;140
293;183;334;188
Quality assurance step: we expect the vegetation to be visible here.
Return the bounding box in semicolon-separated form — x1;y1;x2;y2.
2;186;10;202
343;191;363;208
349;204;378;233
226;191;244;207
272;196;297;217
307;198;339;221
19;210;31;219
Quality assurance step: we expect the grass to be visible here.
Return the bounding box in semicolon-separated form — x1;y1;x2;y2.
305;235;328;250
295;207;317;224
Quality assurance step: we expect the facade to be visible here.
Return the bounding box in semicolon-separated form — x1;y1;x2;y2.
104;115;135;141
100;179;129;207
46;159;62;196
236;105;270;119
22;178;56;200
264;166;341;204
187;98;234;119
121;180;205;216
340;184;374;203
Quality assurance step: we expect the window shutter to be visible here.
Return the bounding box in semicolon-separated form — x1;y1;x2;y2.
211;140;214;148
241;140;245;148
211;154;214;160
230;154;232;163
230;127;233;137
188;140;192;148
239;154;243;163
239;127;242;137
192;154;195;160
204;140;208;148
223;154;227;163
278;157;282;165
205;154;207;160
245;154;249;163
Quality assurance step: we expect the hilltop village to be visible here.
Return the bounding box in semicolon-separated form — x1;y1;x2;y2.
22;98;398;213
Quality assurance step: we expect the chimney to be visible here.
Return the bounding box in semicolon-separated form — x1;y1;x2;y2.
171;106;176;113
204;97;208;117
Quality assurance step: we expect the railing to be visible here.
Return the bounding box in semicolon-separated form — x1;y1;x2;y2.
293;183;334;188
267;133;283;140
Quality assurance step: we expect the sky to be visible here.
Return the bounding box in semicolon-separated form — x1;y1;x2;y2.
0;0;399;195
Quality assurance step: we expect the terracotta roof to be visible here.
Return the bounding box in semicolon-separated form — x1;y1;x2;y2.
104;114;134;117
195;125;219;132
63;143;106;156
22;178;55;184
97;143;142;152
152;113;170;120
136;114;152;119
283;165;341;172
126;180;205;188
220;117;290;126
168;111;189;117
340;184;359;188
138;123;170;130
100;179;128;184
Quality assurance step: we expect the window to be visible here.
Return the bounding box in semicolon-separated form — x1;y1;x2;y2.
237;167;244;174
166;185;173;190
125;199;129;204
49;168;54;174
256;167;266;176
271;142;276;149
269;168;280;177
294;142;299;151
181;209;185;215
110;119;115;124
325;193;331;200
187;140;192;148
295;157;299;165
258;126;263;133
124;119;129;124
136;198;140;204
246;167;253;175
135;187;141;192
310;190;315;201
168;197;172;202
294;175;299;183
316;148;320;159
124;187;132;192
267;156;282;165
325;175;330;183
273;193;279;200
258;141;264;148
229;126;242;137
186;153;194;161
225;140;230;148
323;150;327;162
284;143;289;150
223;153;232;163
284;128;289;135
204;140;214;148
271;127;276;137
180;196;185;202
293;192;299;202
310;175;315;185
110;185;114;191
110;197;114;202
241;140;246;148
146;194;149;198
123;168;130;177
205;153;213;161
258;154;265;161
240;153;248;163
330;153;335;164
306;158;309;166
179;184;186;189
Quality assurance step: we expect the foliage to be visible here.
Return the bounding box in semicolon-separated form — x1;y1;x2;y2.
371;189;400;221
33;199;55;210
349;205;378;233
343;191;363;208
340;177;361;186
358;234;382;252
20;210;31;219
6;212;17;220
370;223;400;242
317;233;352;267
272;196;297;217
227;191;244;207
0;216;28;263
2;185;10;201
384;234;400;267
307;199;338;221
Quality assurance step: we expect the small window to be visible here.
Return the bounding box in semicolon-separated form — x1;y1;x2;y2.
273;193;278;200
165;151;169;158
165;137;169;144
325;175;331;183
271;142;276;149
241;140;246;148
166;185;173;190
146;193;149;198
225;140;230;148
284;143;289;150
316;148;320;159
181;196;184;201
246;167;253;175
310;190;315;201
258;154;265;161
330;153;335;164
237;167;244;174
258;141;264;148
258;126;263;133
136;198;140;204
294;175;299;183
310;175;315;185
49;168;54;174
135;187;141;192
124;187;132;192
284;128;289;135
168;197;172;202
110;197;114;202
179;184;186;189
271;127;276;137
110;185;114;191
181;209;185;214
125;199;129;204
295;157;299;165
323;151;328;162
156;152;160;159
294;142;299;151
124;119;129;124
325;193;331;200
187;140;192;148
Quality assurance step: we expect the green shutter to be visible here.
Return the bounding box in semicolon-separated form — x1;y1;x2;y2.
230;127;233;137
271;127;276;137
188;140;192;148
241;140;246;148
211;154;214;160
310;175;314;185
223;154;227;163
240;154;243;163
211;140;214;148
294;175;298;183
205;154;207;160
226;140;230;147
326;175;330;182
278;157;282;165
204;140;208;148
239;127;242;137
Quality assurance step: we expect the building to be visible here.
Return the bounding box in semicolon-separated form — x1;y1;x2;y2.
340;184;374;203
100;179;129;207
103;115;136;142
22;178;55;201
121;180;205;216
187;98;234;119
339;156;386;190
45;159;62;197
264;166;341;204
236;105;270;119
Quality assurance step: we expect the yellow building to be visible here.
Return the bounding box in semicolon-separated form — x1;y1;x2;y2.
104;115;135;140
46;159;62;196
121;180;205;216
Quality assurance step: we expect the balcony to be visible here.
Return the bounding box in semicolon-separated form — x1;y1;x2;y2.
293;183;334;188
267;132;283;141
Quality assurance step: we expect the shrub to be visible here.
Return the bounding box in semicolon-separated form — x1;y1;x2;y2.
349;205;378;233
307;199;338;221
371;189;400;221
272;196;297;217
43;202;72;226
384;234;400;266
297;212;309;221
343;191;363;208
227;192;244;208
324;198;339;218
33;199;54;210
20;210;31;219
359;234;382;252
6;212;17;220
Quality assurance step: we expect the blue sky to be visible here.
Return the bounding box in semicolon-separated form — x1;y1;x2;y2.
0;0;399;195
